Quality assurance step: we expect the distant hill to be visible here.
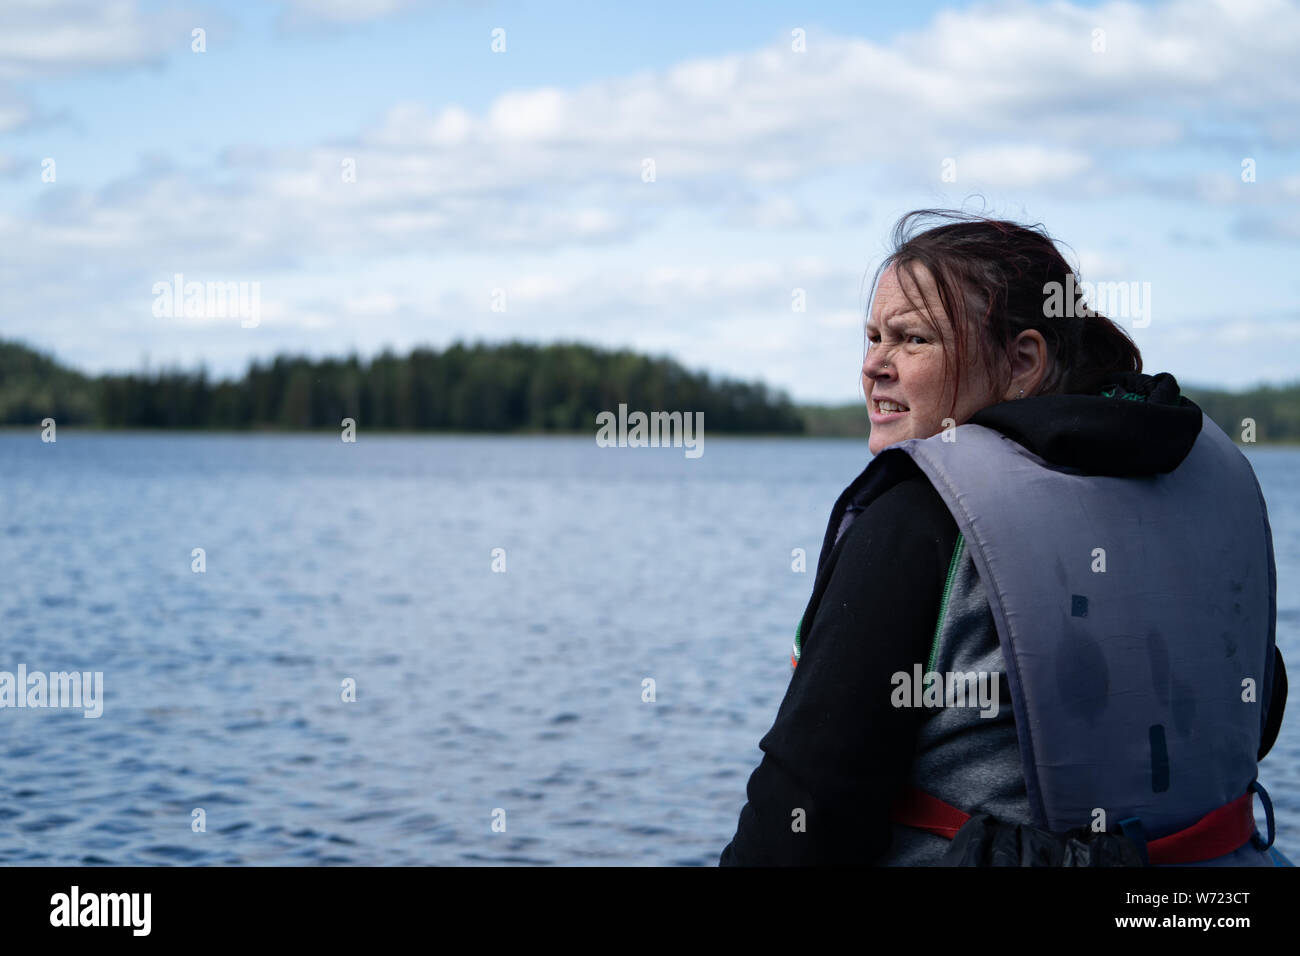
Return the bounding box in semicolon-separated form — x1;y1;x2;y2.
0;339;804;433
1;339;1296;441
1180;382;1300;444
0;341;99;426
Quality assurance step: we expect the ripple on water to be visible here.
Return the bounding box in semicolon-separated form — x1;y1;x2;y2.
142;845;208;862
24;814;78;832
92;818;147;835
270;653;314;666
4;435;1297;865
225;720;270;733
622;824;673;837
187;791;248;806
339;809;391;824
395;812;441;834
458;854;553;865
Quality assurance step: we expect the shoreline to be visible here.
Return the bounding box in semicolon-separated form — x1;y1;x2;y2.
3;426;1299;446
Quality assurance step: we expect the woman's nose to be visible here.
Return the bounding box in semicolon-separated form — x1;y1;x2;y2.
863;344;892;378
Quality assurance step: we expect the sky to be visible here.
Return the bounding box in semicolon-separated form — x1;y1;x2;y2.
1;0;1298;403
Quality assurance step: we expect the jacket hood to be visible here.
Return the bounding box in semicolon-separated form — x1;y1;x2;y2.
967;371;1204;477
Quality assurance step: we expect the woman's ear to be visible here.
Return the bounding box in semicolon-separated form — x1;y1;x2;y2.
1006;329;1049;398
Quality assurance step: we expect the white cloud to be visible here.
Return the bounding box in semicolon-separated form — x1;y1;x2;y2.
7;0;1300;395
0;0;195;79
0;0;207;144
488;88;569;141
14;0;1296;265
1074;249;1134;279
955;145;1093;188
0;91;30;133
277;0;424;26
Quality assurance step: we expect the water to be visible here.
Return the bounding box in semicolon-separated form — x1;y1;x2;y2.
0;433;1296;865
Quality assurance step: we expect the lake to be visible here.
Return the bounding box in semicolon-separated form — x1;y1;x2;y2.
1;432;1296;864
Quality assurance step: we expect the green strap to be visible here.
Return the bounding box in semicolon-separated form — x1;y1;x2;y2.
927;534;966;673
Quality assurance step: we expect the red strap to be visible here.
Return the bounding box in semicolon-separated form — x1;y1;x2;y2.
890;787;971;840
890;787;1257;864
1146;792;1256;865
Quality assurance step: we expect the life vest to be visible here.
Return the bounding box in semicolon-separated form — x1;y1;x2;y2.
806;413;1280;865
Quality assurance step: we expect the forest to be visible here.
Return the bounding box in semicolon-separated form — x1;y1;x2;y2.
1;339;1296;441
0;340;804;433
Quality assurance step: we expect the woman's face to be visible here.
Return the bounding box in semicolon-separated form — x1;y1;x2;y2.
862;263;1003;456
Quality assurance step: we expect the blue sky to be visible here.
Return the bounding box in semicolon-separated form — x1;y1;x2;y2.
2;0;1298;402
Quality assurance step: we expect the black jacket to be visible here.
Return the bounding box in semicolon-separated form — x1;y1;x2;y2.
719;372;1287;865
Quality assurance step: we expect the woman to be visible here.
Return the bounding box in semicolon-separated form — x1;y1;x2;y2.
719;210;1287;866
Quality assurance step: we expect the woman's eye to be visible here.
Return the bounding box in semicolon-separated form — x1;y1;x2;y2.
908;335;927;345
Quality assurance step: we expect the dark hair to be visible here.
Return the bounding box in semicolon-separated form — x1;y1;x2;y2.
866;209;1142;419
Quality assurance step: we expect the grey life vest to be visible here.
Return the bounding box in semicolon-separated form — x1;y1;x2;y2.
872;413;1279;864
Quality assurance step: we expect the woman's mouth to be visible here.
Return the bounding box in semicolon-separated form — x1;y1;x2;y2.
870;397;909;424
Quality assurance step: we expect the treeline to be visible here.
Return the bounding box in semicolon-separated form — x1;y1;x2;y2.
3;339;1297;439
0;340;804;433
1182;384;1300;444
